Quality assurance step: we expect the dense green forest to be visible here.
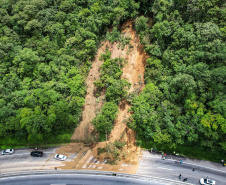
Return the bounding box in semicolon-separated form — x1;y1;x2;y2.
0;0;139;143
0;0;225;159
130;0;226;157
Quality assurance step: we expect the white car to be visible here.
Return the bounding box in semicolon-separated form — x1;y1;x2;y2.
55;154;66;161
200;178;216;185
2;149;14;155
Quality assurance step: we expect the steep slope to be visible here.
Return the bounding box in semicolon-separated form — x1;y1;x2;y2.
71;42;110;141
108;20;148;143
57;20;149;173
91;20;149;170
72;20;148;143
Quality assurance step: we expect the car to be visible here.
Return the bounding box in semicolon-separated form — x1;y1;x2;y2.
2;149;14;155
30;151;43;157
55;154;66;161
200;178;216;185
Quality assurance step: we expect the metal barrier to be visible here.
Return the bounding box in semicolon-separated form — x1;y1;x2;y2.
0;170;193;185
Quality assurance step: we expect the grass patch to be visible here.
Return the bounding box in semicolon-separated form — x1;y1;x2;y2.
97;148;108;155
106;159;117;165
98;133;107;142
114;141;126;149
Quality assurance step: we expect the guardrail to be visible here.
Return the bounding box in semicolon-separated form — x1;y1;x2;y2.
0;170;193;185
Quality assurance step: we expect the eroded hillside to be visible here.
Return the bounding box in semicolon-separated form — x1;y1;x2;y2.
57;20;149;173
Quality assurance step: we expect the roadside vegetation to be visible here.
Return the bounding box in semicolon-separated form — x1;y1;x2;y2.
129;0;226;161
0;0;225;162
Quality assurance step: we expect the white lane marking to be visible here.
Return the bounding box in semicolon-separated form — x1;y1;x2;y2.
139;166;153;169
143;154;226;174
157;167;173;171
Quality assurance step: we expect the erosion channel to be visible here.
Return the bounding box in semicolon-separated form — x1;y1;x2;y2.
56;20;149;173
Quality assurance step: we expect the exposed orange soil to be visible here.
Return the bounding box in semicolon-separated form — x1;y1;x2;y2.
108;20;148;143
71;41;110;141
57;20;149;174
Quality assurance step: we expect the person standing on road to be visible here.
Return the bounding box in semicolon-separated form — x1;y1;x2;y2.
161;151;164;159
179;174;181;179
221;159;225;166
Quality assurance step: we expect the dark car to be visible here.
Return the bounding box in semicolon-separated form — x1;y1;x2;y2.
30;151;43;157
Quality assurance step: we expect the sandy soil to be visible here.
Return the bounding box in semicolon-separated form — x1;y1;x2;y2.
71;41;110;141
108;20;149;143
57;20;149;174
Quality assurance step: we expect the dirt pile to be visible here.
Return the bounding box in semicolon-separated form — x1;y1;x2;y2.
57;20;149;173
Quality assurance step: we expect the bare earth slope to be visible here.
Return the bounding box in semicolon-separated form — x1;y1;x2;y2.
71;41;110;141
108;21;148;143
57;20;149;173
72;20;148;143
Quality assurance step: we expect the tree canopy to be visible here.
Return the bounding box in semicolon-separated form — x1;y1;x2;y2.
0;0;225;156
131;0;226;153
0;0;139;143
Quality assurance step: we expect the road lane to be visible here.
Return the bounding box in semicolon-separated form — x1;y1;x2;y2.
136;150;226;185
1;147;225;185
0;174;164;185
0;147;67;173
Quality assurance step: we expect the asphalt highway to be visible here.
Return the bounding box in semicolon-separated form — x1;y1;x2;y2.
0;147;70;173
137;150;226;185
0;174;163;185
0;148;225;185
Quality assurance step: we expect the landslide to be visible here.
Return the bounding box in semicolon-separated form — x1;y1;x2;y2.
56;20;149;173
